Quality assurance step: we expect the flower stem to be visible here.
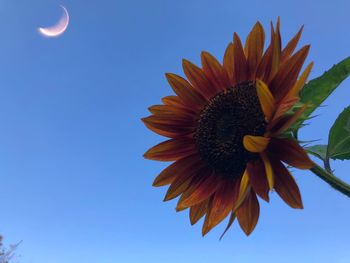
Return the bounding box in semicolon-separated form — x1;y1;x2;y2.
310;164;350;198
324;158;332;173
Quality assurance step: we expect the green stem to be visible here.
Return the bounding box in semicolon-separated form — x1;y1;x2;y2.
324;158;332;173
310;164;350;198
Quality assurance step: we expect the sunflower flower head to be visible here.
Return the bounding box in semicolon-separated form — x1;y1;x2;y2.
142;18;315;237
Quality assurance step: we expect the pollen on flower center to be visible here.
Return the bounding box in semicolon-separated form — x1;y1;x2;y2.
194;81;267;177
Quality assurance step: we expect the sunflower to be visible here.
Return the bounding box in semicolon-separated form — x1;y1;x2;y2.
142;18;315;237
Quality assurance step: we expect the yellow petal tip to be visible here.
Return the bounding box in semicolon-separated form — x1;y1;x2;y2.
255;79;276;120
243;135;270;153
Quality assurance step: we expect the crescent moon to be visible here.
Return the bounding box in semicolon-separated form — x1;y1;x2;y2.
38;5;69;37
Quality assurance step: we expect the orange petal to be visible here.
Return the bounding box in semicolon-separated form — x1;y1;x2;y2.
201;197;213;235
175;198;188;212
256;79;276;120
142;121;193;138
143;115;195;125
164;178;192;201
223;43;235;86
276;17;282;49
220;212;236;240
176;167;212;211
247;162;269;202
236;190;260;236
269;138;315;169
142;122;180;138
281;25;304;63
256;45;272;83
161;95;198;113
243;135;270;153
165;73;207;108
142;116;195;138
143;137;196;161
287;62;314;97
162;95;185;107
152;154;201;187
245;22;265;79
268;20;281;82
189;199;210;225
182;59;216;99
148;105;172;115
148;105;196;117
201;51;230;91
270;45;310;102
260;152;274;189
273;159;303;208
233;33;248;83
147;107;196;123
202;179;238;236
164;162;206;201
179;172;221;208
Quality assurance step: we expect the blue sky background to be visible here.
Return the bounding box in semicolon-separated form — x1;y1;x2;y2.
0;0;349;262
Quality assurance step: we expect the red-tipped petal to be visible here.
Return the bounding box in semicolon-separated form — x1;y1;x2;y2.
189;199;210;225
233;33;248;83
220;212;236;240
176;167;213;211
273;159;303;209
269;45;310;102
142;116;195;138
236;190;260;236
247;161;269;202
223;43;235;86
165;73;207;108
148;105;196;118
179;172;221;208
152;154;201;187
245;22;265;79
182;59;216;99
268;20;281;82
269;138;315;169
164;162;206;201
144;137;196;161
201;51;230;91
281;25;304;63
202;179;238;235
162;95;185;107
287;62;314;97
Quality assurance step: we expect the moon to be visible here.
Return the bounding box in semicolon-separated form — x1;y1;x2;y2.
38;5;69;37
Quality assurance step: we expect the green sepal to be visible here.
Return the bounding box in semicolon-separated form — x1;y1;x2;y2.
306;144;328;161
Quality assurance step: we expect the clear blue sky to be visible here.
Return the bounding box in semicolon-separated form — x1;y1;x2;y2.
0;0;349;262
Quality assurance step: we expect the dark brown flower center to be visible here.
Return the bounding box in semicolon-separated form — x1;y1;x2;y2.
194;81;266;178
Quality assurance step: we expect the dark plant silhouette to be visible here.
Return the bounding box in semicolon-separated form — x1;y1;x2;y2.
0;236;21;263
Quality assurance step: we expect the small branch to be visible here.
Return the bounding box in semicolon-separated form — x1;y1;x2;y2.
293;129;299;140
311;164;350;198
324;158;332;174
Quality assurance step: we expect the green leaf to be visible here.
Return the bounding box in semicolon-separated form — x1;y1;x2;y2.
297;57;350;126
305;144;328;161
327;106;350;160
